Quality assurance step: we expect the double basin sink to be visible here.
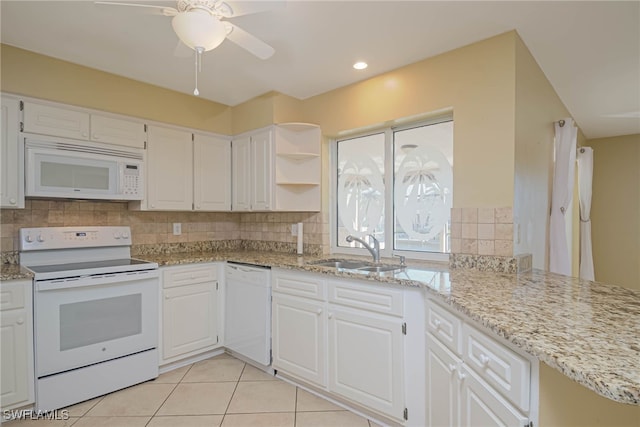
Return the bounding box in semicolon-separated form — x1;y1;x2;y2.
308;258;405;273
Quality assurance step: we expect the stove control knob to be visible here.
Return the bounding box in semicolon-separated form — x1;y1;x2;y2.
37;234;45;243
25;234;33;243
113;232;121;239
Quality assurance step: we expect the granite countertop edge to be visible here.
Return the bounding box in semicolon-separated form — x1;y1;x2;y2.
3;250;638;406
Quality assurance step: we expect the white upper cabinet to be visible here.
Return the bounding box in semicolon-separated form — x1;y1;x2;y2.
232;123;321;212
194;133;231;211
23;101;90;140
89;115;146;149
144;125;193;211
1;96;24;208
231;136;252;212
22;100;145;148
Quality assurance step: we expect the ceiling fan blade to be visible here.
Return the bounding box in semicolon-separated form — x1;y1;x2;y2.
221;0;285;18
224;22;274;60
94;1;178;16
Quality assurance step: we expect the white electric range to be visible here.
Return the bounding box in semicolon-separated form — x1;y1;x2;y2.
19;226;159;411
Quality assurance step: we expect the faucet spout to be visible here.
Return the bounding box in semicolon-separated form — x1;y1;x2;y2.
346;234;380;264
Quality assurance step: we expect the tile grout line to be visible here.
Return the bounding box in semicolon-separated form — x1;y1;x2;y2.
219;361;247;425
294;386;299;427
144;363;195;426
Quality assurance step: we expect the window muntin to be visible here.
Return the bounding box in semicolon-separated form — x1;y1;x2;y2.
333;119;453;258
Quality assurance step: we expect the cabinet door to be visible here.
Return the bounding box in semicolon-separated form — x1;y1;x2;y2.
231;136;251;211
250;129;273;211
460;367;529;427
146;125;193;210
1;97;23;208
272;294;326;387
328;307;404;420
23;102;90;140
163;281;219;360
1;310;29;408
426;333;461;427
90;114;146;148
194;134;231;211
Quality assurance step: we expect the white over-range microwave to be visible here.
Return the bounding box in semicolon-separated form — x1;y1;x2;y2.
25;136;144;201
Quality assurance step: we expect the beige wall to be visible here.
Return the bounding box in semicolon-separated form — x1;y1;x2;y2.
513;35;587;269
300;32;517;210
539;364;640;426
588;134;640;290
0;45;232;134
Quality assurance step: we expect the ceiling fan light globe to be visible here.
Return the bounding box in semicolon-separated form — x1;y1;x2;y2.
171;10;226;51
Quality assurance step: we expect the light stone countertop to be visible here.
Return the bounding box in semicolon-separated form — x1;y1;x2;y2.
4;250;638;405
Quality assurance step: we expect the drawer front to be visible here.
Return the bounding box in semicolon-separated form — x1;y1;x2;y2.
273;271;324;300
0;281;26;311
163;264;218;288
463;324;530;412
426;299;462;356
328;280;403;316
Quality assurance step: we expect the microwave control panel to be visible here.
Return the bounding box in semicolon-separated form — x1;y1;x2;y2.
121;163;142;196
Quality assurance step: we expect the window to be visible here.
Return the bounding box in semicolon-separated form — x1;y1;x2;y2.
333;118;453;259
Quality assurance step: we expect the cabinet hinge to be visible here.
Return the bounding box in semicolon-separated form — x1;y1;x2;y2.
402;322;407;335
216;335;219;344
19;100;23;111
403;408;408;421
144;124;147;132
524;422;533;427
192;133;195;141
216;282;219;291
144;141;147;149
270;349;273;364
20;122;24;132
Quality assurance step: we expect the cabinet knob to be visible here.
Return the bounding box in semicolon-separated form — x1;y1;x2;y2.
457;370;467;381
16;318;24;325
433;319;441;329
448;363;457;372
316;309;322;315
9;198;16;205
82;132;88;137
151;204;156;208
328;313;333;319
93;134;99;139
165;295;170;299
479;354;490;367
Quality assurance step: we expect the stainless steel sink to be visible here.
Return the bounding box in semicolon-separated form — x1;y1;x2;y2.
309;259;371;269
308;259;404;273
356;265;404;273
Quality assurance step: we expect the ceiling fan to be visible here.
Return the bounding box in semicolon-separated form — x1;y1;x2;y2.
95;0;276;96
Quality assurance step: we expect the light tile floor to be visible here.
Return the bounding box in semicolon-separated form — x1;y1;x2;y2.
5;353;381;427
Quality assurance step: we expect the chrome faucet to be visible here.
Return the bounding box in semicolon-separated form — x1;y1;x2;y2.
346;234;380;264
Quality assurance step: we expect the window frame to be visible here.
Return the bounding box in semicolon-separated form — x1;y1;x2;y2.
330;116;453;262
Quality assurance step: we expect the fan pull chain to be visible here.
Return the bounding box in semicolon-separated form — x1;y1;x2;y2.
193;46;204;96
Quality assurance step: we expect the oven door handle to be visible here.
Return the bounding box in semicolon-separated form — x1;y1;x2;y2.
36;269;159;291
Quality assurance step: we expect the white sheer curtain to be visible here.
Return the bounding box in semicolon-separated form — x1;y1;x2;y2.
577;147;595;280
549;118;577;275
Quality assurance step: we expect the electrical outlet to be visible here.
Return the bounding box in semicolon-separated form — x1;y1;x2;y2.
291;224;298;236
173;223;182;236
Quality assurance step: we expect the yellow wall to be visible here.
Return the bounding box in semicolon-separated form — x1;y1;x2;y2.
539;364;640;426
0;45;232;134
300;32;517;209
588;134;640;290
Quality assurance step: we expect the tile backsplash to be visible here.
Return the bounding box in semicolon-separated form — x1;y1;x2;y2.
451;207;514;256
1;200;329;258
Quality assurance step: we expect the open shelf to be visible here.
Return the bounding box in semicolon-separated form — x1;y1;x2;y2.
276;182;320;186
276;152;320;161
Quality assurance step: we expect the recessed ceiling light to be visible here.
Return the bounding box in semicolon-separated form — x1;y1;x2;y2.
353;61;368;70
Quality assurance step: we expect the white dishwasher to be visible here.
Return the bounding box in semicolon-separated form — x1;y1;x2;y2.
224;262;272;367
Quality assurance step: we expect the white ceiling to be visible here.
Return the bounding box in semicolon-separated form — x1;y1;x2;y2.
1;1;639;139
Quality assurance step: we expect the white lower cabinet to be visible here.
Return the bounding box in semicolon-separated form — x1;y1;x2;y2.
328;306;404;418
161;264;222;363
0;279;34;409
426;297;535;427
272;269;424;425
272;294;326;386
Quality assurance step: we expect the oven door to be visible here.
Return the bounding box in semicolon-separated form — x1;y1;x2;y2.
34;270;159;377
